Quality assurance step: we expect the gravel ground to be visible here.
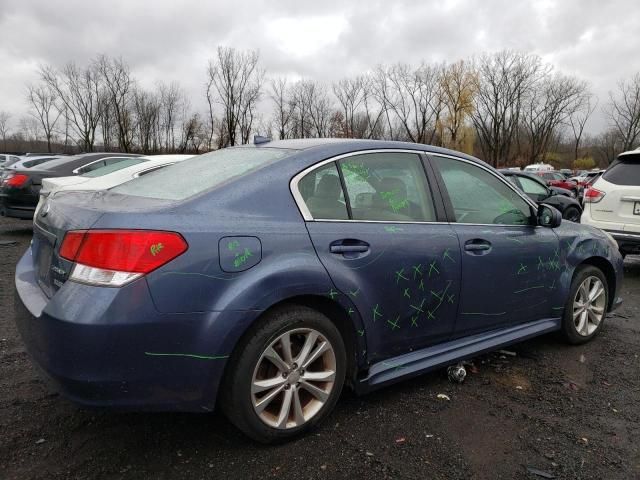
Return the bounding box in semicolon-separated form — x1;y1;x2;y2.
1;215;639;480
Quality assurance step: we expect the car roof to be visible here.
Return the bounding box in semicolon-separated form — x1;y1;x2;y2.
32;152;141;174
498;169;548;186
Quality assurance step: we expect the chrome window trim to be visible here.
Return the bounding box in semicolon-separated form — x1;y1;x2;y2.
290;149;435;222
290;149;539;227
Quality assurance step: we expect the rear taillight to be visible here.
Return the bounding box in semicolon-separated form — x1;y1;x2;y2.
3;173;29;187
59;230;188;287
583;187;605;203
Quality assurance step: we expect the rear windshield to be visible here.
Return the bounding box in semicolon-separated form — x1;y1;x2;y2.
603;158;640;186
22;157;59;168
111;147;293;200
81;158;146;177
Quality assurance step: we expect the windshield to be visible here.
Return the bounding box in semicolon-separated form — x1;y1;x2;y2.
111;147;294;200
81;158;146;177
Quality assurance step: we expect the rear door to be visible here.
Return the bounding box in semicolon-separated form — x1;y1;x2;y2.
589;155;640;233
294;151;461;361
430;154;562;336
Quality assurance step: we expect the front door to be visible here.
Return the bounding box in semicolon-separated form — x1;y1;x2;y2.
430;154;562;336
297;151;461;362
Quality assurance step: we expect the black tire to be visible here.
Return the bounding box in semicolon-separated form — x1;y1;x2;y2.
220;305;346;443
561;265;608;345
563;206;581;223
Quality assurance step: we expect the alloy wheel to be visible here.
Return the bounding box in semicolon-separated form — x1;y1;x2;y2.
573;276;606;336
251;328;336;429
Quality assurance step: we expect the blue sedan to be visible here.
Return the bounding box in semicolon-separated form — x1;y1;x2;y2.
14;139;623;442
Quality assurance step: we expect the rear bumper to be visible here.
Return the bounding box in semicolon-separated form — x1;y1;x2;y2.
0;192;36;219
580;213;640;254
13;248;252;412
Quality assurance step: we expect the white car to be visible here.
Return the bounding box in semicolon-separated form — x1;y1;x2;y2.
41;154;193;195
524;163;554;173
581;149;640;256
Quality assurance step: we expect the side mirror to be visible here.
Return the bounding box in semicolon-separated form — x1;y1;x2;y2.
537;204;562;228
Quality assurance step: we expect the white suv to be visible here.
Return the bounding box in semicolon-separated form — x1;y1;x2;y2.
581;149;640;256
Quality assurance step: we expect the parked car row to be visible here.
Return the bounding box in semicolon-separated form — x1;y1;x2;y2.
13;138;624;443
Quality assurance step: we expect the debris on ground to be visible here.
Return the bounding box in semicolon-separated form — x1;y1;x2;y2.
499;350;517;357
447;364;467;383
525;466;556;478
0;240;17;247
395;437;406;444
35;438;45;444
436;393;451;401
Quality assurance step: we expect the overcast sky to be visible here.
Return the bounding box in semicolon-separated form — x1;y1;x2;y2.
1;0;638;133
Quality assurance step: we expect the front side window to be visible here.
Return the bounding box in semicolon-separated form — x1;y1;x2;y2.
433;156;532;225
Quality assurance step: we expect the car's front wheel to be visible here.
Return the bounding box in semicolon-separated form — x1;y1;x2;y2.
562;205;581;222
562;265;608;344
221;305;346;443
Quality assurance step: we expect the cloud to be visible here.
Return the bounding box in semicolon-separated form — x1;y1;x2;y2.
0;0;638;134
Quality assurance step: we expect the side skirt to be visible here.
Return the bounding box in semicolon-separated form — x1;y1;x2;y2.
355;318;561;394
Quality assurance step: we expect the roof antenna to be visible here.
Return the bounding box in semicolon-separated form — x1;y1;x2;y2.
254;135;271;145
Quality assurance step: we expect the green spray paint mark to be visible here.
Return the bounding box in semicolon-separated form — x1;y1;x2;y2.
537;256;545;270
447;293;455;304
410;315;419;327
418;279;425;291
513;285;545;294
549;280;556;290
403;288;411;299
410;298;426;314
372;304;383;322
150;243;164;257
342;162;370;180
233;248;253;268
357;329;365;336
145;352;229;360
327;288;339;299
395;268;409;283
427;310;436;320
507;236;523;244
412;263;423;279
552;306;564;311
387;315;401;331
349;288;360;298
430;289;444;302
384;226;404;233
347;307;355;316
461;311;506;316
428;260;440;277
442;248;455;263
517;263;527;275
227;240;240;251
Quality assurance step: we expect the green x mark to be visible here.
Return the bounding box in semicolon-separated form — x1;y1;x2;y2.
373;304;383;322
427;310;436;320
428;260;440;277
447;293;455;304
410;297;426;314
418;279;425;291
442;248;455;263
328;288;339;299
349;288;360;298
517;263;527;275
403;288;411;299
387;315;401;331
395;268;409;283
410;315;419;327
537;256;545;270
412;263;423;279
431;289;444;302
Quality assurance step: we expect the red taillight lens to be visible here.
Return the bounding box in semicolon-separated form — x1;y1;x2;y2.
4;174;29;187
60;230;188;274
583;187;605;203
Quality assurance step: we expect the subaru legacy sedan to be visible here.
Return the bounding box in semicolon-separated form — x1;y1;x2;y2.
15;139;623;443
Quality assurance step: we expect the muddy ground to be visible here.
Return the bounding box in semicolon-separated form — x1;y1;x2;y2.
1;215;639;480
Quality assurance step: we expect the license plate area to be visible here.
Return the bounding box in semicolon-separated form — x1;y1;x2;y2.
32;227;56;298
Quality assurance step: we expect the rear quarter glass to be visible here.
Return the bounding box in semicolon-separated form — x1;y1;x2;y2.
111;147;293;201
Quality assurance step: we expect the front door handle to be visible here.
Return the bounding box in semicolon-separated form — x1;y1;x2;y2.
330;239;370;254
464;239;492;255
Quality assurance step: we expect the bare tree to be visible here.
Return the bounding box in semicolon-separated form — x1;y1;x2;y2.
95;55;135;152
39;62;103;151
26;83;63;152
0;111;10;150
569;92;597;160
159;82;182;152
594;128;624;165
269;78;296;140
206;47;264;146
521;73;587;163
333;77;365;137
606;72;640;151
472;51;543;166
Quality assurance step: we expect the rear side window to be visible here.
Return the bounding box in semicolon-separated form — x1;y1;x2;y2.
603;159;640;186
112;147;292;200
81;158;146;177
297;152;436;222
433;156;532;225
519;176;548;195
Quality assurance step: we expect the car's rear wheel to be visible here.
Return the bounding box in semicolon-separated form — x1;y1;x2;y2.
562;265;608;344
563;205;581;223
220;305;346;443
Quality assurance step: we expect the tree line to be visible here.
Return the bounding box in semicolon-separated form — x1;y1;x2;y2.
1;47;639;168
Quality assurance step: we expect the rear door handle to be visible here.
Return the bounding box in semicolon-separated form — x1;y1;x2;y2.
330;239;370;254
